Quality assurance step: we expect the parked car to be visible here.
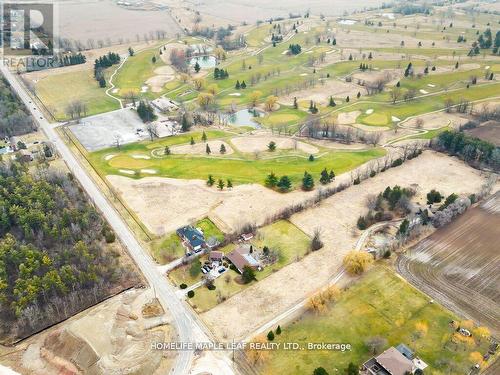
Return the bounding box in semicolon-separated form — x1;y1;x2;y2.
218;267;226;274
201;268;208;274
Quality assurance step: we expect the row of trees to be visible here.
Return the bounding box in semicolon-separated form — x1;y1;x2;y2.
434;130;500;171
263;168;336;193
93;52;120;87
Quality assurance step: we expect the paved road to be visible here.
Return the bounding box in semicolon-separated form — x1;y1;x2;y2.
0;64;216;375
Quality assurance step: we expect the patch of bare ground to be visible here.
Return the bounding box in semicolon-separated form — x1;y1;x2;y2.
201;151;489;340
465;121;500;146
2;289;174;375
279;79;361;106
106;175;318;235
352;68;401;86
332;28;450;49
337;110;361;125
404;112;470;130
170;140;234;155
230;135;318;154
146;65;176;92
397;192;500;336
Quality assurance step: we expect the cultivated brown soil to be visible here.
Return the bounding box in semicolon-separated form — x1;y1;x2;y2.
397;192;500;336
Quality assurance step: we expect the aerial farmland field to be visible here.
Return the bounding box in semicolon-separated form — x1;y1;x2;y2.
397;192;500;336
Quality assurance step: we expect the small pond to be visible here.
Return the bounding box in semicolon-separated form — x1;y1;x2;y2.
190;55;217;69
227;109;263;129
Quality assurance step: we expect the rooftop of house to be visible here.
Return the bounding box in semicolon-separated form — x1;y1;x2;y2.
226;244;260;273
177;226;205;248
209;250;224;260
375;347;413;375
396;343;414;360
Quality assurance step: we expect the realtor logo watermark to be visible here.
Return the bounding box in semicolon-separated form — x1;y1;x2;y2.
1;1;57;61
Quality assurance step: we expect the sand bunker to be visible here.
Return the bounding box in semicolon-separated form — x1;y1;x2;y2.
230;136;318;154
131;154;151;159
141;169;157;174
146;65;175;93
392;116;401;122
105;154;116;161
119;169;135;175
337;111;361;125
365;109;374;114
169;140;234;155
419;89;428;94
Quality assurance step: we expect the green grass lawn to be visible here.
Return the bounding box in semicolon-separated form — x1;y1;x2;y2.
114;47;165;97
188;220;311;312
260;266;489;375
35;69;119;120
90;131;385;188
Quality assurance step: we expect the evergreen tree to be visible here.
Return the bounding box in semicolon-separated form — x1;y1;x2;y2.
329;96;336;107
201;131;207;142
308;154;315;162
181;114;191;132
206;144;211;154
220;143;226;154
190;137;195;145
357;91;361;99
241;80;247;89
329;170;335;181
164;145;171;155
293;97;298;109
265;172;278;187
346;96;350;103
227;179;233;189
302;171;314;191
128;47;134;56
277;175;292;192
267;331;275;341
194;61;201;73
235;80;241;89
217;179;225;190
207;175;215;186
98;76;106;88
152;56;156;63
276;325;282;335
320;168;331;184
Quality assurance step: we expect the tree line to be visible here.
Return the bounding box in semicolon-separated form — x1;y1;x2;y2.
93;52;121;87
433;130;500;171
0;76;36;138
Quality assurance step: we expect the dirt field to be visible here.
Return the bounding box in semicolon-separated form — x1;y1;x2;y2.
107;175;318;235
201;151;491;340
397;192;500;336
57;0;181;44
1;288;174;375
230;135;319;154
465;121;500;146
